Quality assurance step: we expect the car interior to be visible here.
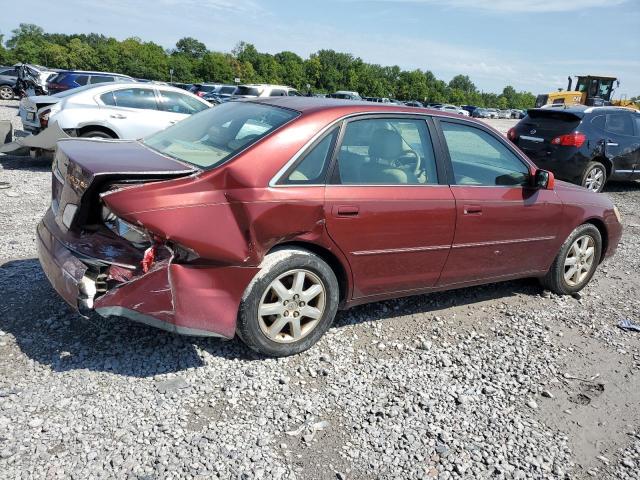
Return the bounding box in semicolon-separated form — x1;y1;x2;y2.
335;119;438;185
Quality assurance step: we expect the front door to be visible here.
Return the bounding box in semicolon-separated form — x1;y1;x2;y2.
601;111;640;177
324;116;456;299
436;119;563;287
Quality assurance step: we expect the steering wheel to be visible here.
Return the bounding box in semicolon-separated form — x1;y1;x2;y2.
392;148;422;176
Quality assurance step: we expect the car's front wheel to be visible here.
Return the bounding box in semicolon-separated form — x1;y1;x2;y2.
541;223;602;295
0;85;14;100
237;248;339;357
581;161;607;193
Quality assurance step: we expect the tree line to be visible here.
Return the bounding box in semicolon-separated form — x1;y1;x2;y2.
0;23;537;109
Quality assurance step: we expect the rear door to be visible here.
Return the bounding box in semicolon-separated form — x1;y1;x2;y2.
98;87;167;138
600;111;639;177
436;118;563;286
324;115;456;299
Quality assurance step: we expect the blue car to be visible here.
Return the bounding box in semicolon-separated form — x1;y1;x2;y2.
47;71;133;94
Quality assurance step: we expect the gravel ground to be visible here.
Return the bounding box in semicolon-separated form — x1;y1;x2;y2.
1;99;639;479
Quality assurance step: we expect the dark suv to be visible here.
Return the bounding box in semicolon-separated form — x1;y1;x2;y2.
47;71;133;94
509;106;640;192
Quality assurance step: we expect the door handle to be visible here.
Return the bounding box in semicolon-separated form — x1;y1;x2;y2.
463;205;483;215
110;114;127;119
606;139;619;147
334;205;360;217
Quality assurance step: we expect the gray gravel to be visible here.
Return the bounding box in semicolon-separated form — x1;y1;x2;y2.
1;102;639;479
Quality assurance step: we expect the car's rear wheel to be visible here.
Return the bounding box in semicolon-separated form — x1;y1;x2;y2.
581;162;607;193
80;130;115;139
0;85;14;100
237;248;339;357
541;224;602;295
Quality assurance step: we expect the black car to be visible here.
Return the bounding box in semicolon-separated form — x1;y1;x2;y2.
0;66;18;100
461;105;478;116
509;106;640;192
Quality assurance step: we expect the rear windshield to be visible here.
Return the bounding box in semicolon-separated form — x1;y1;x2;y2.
235;86;261;96
143;102;298;168
526;109;582;122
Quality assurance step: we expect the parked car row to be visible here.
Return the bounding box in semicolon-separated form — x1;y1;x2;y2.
32;97;622;357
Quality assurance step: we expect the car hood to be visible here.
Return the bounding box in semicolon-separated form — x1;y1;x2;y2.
553;180;616;209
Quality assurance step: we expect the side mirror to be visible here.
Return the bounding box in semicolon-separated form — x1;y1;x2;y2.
534;169;555;190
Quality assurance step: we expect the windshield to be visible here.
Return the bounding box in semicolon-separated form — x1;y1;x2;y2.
143;102;298;168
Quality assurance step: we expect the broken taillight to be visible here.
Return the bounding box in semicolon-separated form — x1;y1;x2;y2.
141;243;158;273
39;109;51;128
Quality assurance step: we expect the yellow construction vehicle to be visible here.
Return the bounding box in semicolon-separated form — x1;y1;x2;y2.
535;75;639;110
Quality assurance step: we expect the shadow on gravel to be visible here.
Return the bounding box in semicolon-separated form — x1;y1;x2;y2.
0;154;51;172
1;256;542;377
604;180;640;193
0;258;262;379
332;277;540;331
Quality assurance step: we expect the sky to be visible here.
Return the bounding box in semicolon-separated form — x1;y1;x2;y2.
2;0;639;96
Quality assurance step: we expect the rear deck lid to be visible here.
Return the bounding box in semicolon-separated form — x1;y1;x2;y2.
52;139;197;230
515;108;583;153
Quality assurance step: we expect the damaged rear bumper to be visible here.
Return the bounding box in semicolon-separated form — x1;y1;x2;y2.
36;209;259;338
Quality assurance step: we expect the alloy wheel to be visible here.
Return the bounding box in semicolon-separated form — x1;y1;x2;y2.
258;269;326;343
563;235;595;287
0;86;13;100
584;167;605;192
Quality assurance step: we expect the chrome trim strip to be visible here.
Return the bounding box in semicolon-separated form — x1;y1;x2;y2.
452;235;555;249
615;169;633;173
352;244;450;256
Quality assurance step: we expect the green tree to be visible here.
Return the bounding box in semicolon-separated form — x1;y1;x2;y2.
200;52;234;82
448;74;476;94
175;37;207;59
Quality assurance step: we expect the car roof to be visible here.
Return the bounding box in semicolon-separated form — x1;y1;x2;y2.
244;97;491;125
535;104;636;115
58;70;132;77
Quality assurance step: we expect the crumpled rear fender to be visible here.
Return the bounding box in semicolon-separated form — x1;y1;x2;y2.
94;260;260;338
101;174;327;266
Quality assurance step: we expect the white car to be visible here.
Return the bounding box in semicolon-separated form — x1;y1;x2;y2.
20;83;210;140
434;104;469;116
233;84;301;98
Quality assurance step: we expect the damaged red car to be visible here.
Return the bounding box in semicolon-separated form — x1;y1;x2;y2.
37;98;623;356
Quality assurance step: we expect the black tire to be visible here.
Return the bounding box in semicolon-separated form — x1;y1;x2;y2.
580;161;607;193
80;130;115;139
0;85;14;100
540;224;602;295
237;248;339;357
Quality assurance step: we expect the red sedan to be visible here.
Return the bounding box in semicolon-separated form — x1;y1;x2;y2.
37;98;622;356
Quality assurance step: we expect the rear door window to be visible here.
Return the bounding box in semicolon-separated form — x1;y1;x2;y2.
90;75;115;84
110;88;158;110
269;89;287;97
334;117;439;185
605;113;634;137
74;75;89;86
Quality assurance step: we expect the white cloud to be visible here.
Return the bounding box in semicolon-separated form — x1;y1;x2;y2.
350;0;629;13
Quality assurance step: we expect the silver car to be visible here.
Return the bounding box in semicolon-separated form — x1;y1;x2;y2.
19;82;210;139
